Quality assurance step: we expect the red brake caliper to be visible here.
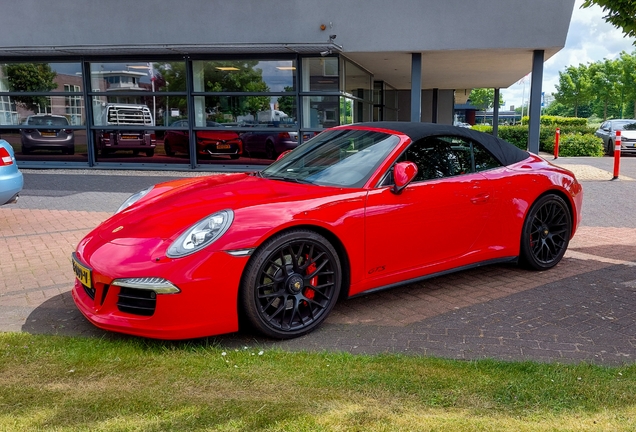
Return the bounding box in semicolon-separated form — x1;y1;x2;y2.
304;255;317;301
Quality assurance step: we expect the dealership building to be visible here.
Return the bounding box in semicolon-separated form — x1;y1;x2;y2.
0;0;575;171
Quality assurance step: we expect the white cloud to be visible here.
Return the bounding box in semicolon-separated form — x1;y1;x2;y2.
502;0;635;110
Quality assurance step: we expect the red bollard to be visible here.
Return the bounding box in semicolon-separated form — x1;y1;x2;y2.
553;128;560;159
612;130;621;180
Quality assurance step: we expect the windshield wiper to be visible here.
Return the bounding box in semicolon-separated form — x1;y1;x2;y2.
262;174;314;185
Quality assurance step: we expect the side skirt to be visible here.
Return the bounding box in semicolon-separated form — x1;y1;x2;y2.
348;256;518;299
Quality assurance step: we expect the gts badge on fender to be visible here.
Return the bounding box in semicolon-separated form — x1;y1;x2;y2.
368;266;385;275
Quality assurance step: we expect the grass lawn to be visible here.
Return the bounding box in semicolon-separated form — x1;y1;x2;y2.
1;332;634;431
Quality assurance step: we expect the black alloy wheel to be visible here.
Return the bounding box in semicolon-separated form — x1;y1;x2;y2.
265;142;277;160
520;194;572;270
241;230;342;339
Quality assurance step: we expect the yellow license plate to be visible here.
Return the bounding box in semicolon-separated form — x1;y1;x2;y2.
216;144;230;149
122;135;138;140
41;132;56;137
72;253;92;289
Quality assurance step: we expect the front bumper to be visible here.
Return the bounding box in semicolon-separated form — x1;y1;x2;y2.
72;243;249;340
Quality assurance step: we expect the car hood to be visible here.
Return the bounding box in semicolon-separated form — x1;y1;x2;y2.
90;172;361;249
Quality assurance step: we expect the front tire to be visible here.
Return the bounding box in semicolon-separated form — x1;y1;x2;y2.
240;230;342;339
520;194;571;270
164;140;175;156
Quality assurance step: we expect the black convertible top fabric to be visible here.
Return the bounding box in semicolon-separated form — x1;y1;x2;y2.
353;122;530;167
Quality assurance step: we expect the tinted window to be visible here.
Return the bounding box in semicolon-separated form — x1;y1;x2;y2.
390;135;501;183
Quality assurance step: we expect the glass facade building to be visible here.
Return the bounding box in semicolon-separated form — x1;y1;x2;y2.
0;55;381;169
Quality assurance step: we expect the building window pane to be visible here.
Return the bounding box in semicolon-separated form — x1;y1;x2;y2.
89;62;186;92
193;95;297;128
344;59;372;103
301;58;339;91
192;60;296;93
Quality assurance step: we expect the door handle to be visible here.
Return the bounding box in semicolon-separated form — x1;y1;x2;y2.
470;193;490;204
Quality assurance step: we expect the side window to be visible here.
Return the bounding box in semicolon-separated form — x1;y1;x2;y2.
472;141;502;172
402;136;472;182
381;135;502;187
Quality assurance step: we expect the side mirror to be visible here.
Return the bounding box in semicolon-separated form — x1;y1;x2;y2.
392;161;418;194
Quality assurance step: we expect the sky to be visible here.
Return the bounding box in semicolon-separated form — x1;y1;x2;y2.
503;0;636;111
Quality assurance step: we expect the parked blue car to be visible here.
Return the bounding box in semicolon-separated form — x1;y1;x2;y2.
0;140;23;205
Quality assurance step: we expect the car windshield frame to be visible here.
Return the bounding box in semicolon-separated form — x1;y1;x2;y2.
261;129;400;188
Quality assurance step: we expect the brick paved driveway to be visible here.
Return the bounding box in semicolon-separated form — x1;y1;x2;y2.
1;156;635;366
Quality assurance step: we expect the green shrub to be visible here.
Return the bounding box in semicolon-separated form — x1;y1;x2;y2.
471;125;492;133
541;126;597;153
520;115;588;126
497;126;528;150
554;133;604;157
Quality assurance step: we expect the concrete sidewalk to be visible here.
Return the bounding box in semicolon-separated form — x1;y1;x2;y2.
1;155;635;366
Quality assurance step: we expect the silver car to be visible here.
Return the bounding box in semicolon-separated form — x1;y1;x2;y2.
21;115;75;155
0;139;24;205
595;119;636;155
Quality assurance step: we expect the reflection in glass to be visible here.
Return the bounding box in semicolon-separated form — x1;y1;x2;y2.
262;129;399;188
0;62;84;126
301;58;339;91
193;96;297;128
301;96;339;129
163;120;243;160
89;62;186;92
344;60;372;102
1;128;89;163
192;60;296;93
92;96;187;127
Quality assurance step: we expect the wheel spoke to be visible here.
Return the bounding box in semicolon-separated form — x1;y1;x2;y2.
251;235;340;335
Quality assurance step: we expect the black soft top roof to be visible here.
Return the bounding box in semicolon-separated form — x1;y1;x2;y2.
352;122;530;167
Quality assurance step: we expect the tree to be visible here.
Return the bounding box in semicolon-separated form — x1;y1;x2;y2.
468;88;504;110
4;63;57;112
553;64;592;117
158;60;271;121
588;59;621;120
582;0;636;41
618;51;636;118
277;86;295;117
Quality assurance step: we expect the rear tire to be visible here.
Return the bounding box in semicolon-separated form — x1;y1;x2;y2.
519;194;571;270
146;149;155;157
265;142;277;160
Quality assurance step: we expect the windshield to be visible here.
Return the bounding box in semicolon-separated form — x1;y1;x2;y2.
261;129;400;188
615;121;636;131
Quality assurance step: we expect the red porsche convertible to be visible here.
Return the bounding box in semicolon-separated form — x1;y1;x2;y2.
72;122;583;340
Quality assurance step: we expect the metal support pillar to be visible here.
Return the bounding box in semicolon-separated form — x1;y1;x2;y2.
492;88;500;137
410;53;422;122
528;50;544;154
432;88;438;123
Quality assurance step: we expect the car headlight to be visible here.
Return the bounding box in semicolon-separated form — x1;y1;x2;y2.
116;186;153;214
167;209;234;258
